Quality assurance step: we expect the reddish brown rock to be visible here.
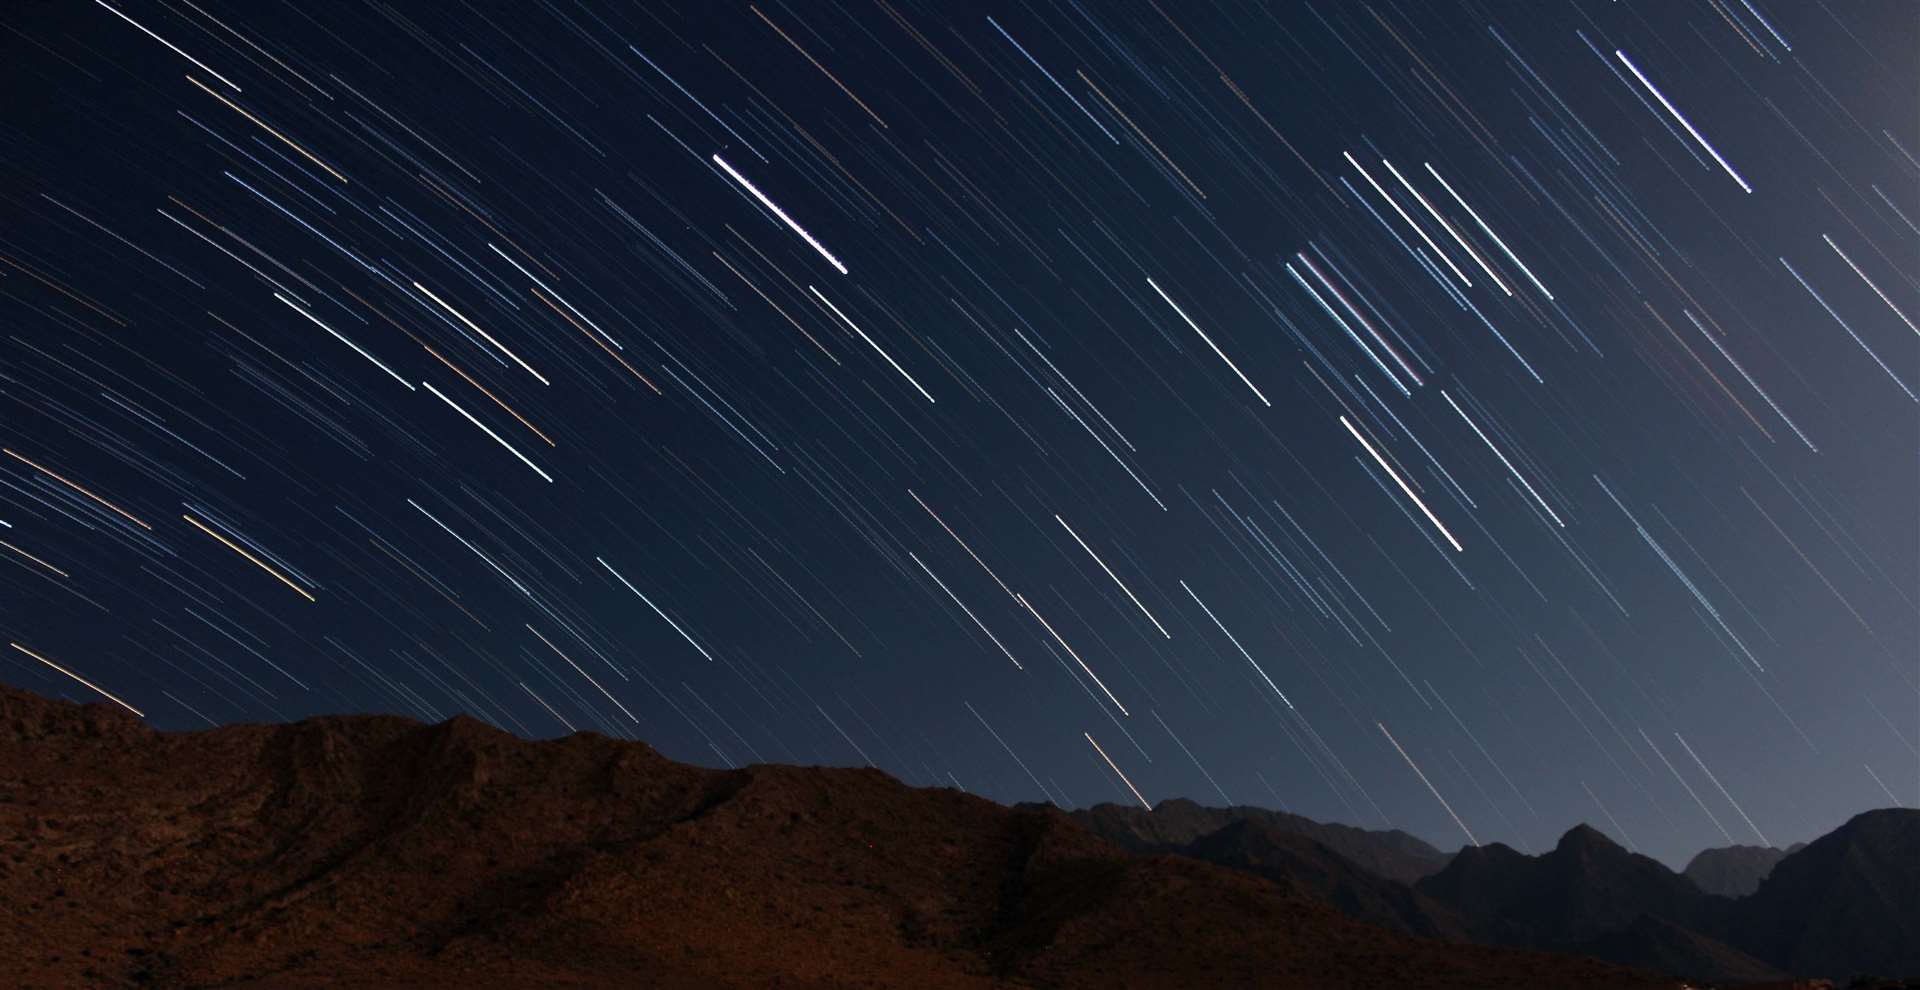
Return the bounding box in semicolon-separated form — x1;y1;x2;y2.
0;684;1676;989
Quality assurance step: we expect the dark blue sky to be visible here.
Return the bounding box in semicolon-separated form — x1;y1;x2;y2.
1;0;1914;868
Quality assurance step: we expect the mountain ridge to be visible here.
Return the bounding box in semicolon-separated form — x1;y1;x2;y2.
0;682;1672;989
1683;843;1800;898
5;681;1909;986
1065;796;1453;884
1407;808;1918;982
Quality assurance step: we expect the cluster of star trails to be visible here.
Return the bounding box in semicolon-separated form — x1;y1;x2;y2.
0;0;1913;866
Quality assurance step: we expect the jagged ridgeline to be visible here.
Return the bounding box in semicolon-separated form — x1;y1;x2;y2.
5;685;1681;989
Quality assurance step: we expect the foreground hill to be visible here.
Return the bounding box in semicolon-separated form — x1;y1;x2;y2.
0;683;1668;989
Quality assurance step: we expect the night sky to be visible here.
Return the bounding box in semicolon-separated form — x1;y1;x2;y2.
1;0;1914;869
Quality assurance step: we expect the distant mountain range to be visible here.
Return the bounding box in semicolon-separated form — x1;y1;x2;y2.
1682;842;1803;898
1071;797;1918;984
3;681;1911;987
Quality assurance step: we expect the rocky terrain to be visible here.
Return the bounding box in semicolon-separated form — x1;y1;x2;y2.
1728;808;1920;979
1402;811;1916;983
0;683;1670;989
1067;798;1918;985
1067;796;1451;884
4;681;1911;988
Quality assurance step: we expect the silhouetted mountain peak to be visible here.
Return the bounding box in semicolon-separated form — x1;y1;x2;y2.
1828;807;1915;842
1554;823;1623;857
1437;839;1528;871
1418;822;1718;955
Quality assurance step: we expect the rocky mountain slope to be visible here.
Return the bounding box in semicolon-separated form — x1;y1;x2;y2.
1415;824;1725;947
1730;808;1920;978
1176;819;1472;941
1406;813;1918;983
1067;796;1452;884
1054;785;1917;985
0;683;1669;989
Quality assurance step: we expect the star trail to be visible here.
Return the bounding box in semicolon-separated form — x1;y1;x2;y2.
0;0;1914;868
